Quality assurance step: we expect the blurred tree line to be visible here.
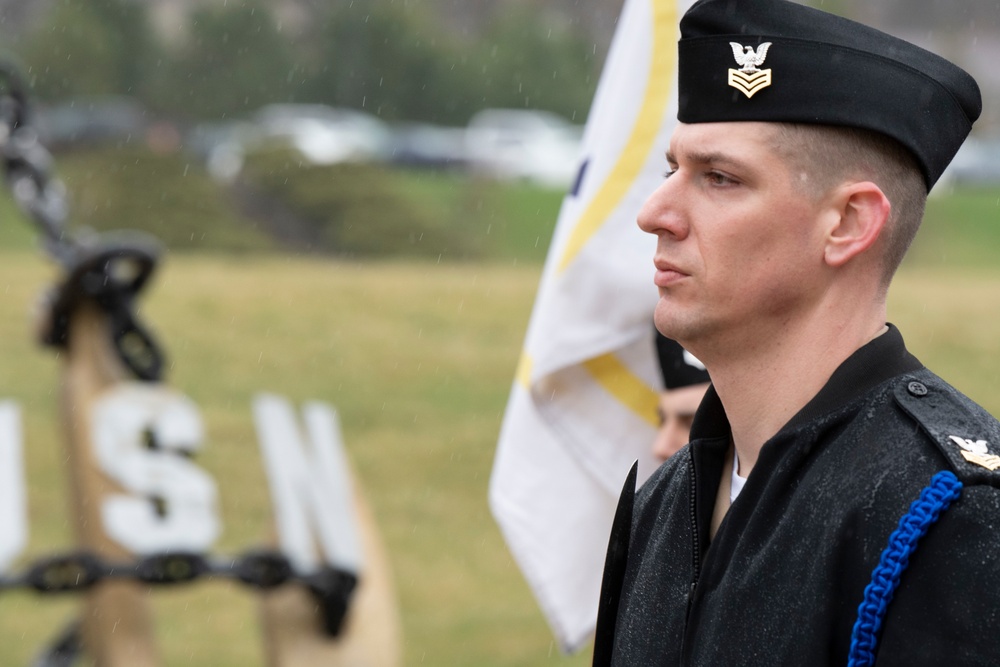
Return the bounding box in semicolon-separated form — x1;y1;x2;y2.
8;0;601;125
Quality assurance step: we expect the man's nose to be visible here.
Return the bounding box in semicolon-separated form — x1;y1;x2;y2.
637;176;687;239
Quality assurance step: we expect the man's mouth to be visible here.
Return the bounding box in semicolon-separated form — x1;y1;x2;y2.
653;259;688;287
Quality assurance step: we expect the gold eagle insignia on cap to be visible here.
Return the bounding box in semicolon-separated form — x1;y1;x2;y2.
728;42;772;98
949;435;1000;471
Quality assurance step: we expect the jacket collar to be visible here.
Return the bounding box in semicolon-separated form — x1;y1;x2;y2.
690;324;924;441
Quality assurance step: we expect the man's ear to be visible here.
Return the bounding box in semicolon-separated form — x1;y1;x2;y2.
822;182;891;268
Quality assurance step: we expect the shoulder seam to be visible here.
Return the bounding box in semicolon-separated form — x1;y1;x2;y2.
893;374;1000;488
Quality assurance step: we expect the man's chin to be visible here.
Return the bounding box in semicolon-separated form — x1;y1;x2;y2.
653;301;685;337
654;306;707;350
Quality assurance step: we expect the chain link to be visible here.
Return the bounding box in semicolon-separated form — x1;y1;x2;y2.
0;548;342;592
0;548;358;636
0;66;75;264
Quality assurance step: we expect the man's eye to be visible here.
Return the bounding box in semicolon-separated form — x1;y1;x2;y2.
663;168;677;179
706;171;737;186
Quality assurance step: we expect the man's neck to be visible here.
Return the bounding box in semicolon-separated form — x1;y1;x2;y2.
703;309;887;478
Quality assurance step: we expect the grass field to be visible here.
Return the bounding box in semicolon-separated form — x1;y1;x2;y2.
0;181;996;666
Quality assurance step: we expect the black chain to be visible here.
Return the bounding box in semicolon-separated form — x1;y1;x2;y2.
1;548;358;637
0;64;166;382
0;64;73;263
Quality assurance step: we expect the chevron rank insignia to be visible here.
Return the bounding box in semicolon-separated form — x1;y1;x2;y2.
949;435;1000;471
728;42;773;98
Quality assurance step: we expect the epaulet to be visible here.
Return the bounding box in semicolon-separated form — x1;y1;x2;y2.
893;374;1000;488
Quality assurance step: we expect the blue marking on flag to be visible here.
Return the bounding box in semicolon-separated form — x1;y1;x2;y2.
570;159;589;197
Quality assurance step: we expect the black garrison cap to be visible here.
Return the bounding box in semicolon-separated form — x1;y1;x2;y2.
655;329;710;390
677;0;982;189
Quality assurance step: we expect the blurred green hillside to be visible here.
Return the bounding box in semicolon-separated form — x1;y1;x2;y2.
907;187;1000;269
28;145;564;262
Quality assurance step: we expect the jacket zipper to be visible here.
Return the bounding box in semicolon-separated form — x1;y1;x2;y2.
681;448;702;659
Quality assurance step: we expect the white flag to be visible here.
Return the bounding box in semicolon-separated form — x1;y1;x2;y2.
489;0;694;653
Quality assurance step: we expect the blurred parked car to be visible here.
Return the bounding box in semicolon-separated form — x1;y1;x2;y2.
35;95;150;149
252;103;393;165
390;122;468;169
464;108;583;189
185;119;259;183
937;136;1000;188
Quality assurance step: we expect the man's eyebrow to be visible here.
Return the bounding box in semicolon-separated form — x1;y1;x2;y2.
666;149;752;171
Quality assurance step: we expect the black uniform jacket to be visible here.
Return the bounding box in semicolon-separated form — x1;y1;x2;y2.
594;326;1000;666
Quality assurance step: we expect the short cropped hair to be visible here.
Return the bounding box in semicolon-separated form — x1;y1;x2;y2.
771;124;927;288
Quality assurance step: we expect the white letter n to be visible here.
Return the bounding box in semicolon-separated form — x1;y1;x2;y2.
252;394;363;576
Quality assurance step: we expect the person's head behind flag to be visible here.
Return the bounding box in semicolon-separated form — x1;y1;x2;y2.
653;327;710;462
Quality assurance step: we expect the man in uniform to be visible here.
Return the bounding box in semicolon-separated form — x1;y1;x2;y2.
652;329;710;463
593;0;1000;665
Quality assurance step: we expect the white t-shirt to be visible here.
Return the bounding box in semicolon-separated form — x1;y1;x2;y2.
731;450;748;503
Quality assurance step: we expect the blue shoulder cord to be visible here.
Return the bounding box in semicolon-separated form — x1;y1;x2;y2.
847;470;964;667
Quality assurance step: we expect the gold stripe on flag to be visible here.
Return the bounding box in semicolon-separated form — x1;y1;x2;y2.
556;0;679;274
516;352;533;390
582;353;659;427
